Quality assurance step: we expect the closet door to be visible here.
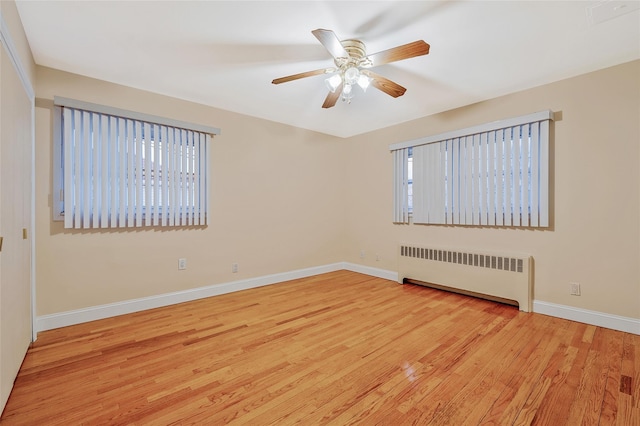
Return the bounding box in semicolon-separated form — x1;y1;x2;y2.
0;43;33;412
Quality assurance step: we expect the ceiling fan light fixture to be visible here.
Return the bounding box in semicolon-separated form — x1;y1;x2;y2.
344;66;360;85
357;74;371;91
341;83;354;103
325;74;342;93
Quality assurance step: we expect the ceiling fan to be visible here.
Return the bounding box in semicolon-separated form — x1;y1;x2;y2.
272;29;430;108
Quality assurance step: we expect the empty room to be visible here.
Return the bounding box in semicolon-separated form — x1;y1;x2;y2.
0;1;639;424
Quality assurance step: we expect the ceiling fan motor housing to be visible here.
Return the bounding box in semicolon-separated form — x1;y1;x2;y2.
341;39;366;60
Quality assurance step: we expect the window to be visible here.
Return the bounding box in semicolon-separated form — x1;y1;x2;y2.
391;110;553;227
53;97;220;229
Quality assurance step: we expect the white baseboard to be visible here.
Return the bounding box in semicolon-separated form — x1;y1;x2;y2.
35;263;346;333
343;262;399;282
533;300;640;335
35;263;639;336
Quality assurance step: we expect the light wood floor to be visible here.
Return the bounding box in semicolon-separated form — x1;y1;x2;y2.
2;271;638;425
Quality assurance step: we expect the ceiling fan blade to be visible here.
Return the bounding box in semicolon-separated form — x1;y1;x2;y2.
366;40;430;67
272;68;334;85
312;29;349;60
322;83;343;109
362;70;406;98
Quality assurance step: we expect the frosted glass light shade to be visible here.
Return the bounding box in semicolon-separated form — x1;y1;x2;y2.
344;67;360;85
325;74;342;93
357;75;371;91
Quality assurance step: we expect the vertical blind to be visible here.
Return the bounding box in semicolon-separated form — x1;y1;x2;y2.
392;148;410;223
62;107;211;229
391;110;553;227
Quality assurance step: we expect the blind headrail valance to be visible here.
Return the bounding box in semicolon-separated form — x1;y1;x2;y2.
389;110;553;151
54;96;221;136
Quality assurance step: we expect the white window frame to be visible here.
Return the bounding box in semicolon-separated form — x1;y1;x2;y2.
391;110;553;227
53;97;220;229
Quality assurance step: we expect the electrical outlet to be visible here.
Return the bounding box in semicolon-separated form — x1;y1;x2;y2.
178;258;187;270
376;254;380;262
569;282;581;296
360;250;365;259
232;263;239;273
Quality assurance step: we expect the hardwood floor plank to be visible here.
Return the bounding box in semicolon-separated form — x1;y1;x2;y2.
476;314;555;424
600;330;625;424
1;271;638;425
426;311;535;424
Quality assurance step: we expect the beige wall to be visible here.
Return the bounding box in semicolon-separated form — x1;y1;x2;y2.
35;61;639;322
35;67;347;315
344;60;640;320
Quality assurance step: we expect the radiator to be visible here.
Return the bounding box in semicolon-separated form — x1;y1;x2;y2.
398;245;533;312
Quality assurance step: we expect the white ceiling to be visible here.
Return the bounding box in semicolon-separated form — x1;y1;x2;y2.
15;0;640;138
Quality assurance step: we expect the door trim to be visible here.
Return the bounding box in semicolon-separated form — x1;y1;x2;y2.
0;10;37;342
